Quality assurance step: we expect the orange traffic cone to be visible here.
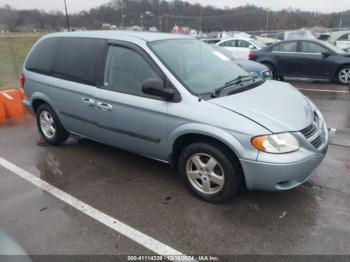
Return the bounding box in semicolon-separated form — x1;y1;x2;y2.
1;89;25;119
0;94;6;122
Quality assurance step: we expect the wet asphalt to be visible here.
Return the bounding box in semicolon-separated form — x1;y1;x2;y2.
0;80;349;257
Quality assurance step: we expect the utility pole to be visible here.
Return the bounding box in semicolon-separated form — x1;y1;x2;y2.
265;9;270;33
64;0;70;31
339;12;343;31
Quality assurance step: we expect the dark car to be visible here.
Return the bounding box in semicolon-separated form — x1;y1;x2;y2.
249;39;350;84
212;45;272;79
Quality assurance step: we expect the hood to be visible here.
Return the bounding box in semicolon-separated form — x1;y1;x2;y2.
209;80;314;133
236;59;268;72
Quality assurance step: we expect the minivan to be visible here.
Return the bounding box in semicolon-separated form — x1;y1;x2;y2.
22;31;329;203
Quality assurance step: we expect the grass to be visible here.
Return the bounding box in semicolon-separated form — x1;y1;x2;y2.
0;33;45;90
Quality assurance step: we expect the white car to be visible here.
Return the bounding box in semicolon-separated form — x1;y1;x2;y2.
328;30;350;52
216;38;266;59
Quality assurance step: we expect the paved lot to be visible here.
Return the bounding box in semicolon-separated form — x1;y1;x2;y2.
0;81;349;259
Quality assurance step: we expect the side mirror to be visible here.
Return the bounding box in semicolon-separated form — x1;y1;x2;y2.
248;45;255;50
321;52;330;57
142;79;175;100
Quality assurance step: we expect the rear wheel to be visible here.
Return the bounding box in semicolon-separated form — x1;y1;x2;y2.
36;104;69;146
336;66;350;84
178;142;243;203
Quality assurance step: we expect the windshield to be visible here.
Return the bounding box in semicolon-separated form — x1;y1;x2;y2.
149;39;249;94
322;41;346;54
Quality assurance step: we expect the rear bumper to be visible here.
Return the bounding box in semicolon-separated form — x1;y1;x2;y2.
23;98;34;115
240;152;326;191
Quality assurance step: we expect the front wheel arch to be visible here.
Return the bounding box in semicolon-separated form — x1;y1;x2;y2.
171;134;244;179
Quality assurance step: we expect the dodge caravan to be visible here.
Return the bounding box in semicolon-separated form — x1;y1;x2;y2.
22;31;329;202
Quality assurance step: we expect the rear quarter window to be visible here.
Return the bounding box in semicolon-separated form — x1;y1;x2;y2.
54;37;105;85
25;38;60;74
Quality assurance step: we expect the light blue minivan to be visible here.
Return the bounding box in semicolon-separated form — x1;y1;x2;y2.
22;31;329;202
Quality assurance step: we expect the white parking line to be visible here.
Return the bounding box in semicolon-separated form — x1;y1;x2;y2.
297;88;349;93
0;157;189;259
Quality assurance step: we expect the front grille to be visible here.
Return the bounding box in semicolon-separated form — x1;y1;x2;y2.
300;111;324;150
311;135;323;148
300;124;317;138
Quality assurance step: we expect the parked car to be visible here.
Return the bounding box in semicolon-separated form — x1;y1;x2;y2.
277;30;315;41
216;37;266;59
328;30;350;52
249;39;350;84
212;46;272;79
22;32;329;203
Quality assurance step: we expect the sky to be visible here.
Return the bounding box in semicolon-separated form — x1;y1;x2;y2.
0;0;348;13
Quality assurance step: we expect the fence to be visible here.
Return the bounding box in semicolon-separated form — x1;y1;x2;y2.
0;34;42;90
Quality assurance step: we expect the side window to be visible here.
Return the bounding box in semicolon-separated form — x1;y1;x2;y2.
237;40;250;48
54;37;105;85
338;33;350;41
300;41;328;53
219;40;235;47
26;38;60;74
272;42;297;52
103;46;161;96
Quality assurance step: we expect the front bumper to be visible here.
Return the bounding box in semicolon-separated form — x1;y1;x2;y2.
240;152;326;191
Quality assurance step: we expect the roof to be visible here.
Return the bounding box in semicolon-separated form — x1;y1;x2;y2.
45;30;193;42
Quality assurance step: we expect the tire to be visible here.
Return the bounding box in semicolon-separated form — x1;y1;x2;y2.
335;65;350;85
178;142;243;203
36;103;69;146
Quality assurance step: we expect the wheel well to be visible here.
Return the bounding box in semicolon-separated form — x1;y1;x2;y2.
336;64;350;74
171;134;244;179
32;99;47;113
261;61;274;71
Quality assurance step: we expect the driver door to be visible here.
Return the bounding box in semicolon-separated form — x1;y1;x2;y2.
94;43;168;160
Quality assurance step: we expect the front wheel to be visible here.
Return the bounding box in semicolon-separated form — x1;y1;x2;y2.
36;104;69;146
336;66;350;84
178;142;243;203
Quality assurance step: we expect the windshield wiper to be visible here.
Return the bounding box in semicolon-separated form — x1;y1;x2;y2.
212;75;255;97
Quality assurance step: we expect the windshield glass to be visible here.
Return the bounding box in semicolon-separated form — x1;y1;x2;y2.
149;39;249;94
322;41;346;54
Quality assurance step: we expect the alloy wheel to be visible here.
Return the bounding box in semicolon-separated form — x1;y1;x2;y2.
186;153;225;195
39;111;56;139
339;68;350;84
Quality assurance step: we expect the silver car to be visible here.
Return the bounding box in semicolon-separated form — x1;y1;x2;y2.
22;31;329;203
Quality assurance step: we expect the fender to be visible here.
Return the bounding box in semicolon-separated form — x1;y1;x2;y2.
167;122;259;161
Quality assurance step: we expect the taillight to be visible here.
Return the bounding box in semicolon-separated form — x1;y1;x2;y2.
248;51;254;60
19;73;25;89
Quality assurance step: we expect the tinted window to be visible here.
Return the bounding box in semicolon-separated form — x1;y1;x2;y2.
338;33;350;41
236;40;250;48
300;41;328;53
26;38;59;74
103;46;161;96
54;38;105;85
272;42;297;52
219;40;235;47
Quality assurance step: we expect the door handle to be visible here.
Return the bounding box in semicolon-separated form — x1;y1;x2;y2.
97;102;112;111
82;97;95;106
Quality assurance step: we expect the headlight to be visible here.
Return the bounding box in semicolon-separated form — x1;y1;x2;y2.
248;71;259;77
251;132;299;153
